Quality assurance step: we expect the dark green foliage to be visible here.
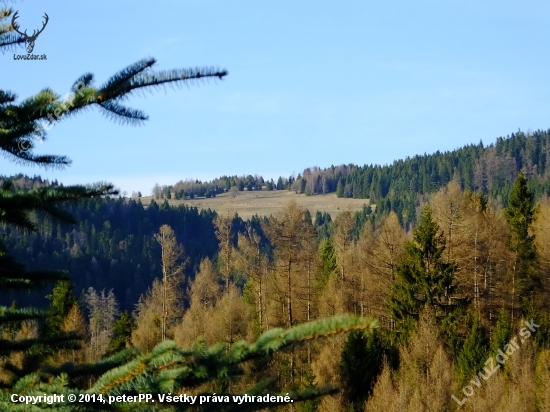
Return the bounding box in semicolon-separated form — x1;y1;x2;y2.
179;131;550;228
456;317;488;385
317;238;336;289
505;172;538;311
490;309;512;355
340;331;384;411
523;303;550;350
1;194;218;311
335;178;344;198
45;280;77;334
107;311;135;355
0;5;28;55
389;206;464;338
314;211;332;240
296;369;320;412
107;130;550;225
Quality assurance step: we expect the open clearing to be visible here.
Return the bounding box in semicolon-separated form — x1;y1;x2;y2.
140;191;371;220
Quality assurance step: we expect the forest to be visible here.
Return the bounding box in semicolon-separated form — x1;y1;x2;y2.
3;161;550;411
3;3;550;410
155;129;550;228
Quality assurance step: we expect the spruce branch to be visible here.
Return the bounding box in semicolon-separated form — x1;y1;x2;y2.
0;6;25;54
0;182;116;231
0;59;227;167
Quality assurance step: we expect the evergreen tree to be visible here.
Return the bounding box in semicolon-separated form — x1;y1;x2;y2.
277;176;285;190
0;3;24;52
456;317;487;385
2;316;378;411
107;311;135;355
45;280;77;335
335;178;344;198
317;238;337;290
505;172;538;320
490;309;512;355
389;206;464;338
340;330;384;411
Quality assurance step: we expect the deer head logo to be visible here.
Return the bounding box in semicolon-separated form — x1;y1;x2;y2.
11;11;49;54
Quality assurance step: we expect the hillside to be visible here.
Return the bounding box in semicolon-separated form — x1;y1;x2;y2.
153;129;550;226
141;190;371;220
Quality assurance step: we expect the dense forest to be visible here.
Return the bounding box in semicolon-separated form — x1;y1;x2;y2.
155;129;550;228
0;194;217;311
4;157;550;410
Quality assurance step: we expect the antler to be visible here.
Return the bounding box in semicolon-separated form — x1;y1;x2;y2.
27;13;49;41
10;11;28;39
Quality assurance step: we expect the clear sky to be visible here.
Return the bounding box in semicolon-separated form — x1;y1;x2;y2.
3;0;550;195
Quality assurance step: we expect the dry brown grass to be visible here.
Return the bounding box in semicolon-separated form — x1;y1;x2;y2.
140;191;371;220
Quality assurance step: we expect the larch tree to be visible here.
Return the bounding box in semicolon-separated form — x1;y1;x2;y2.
262;200;315;329
154;224;186;341
476;199;510;324
236;223;270;332
174;257;221;348
85;288;119;361
365;308;456;412
133;225;185;350
357;211;406;323
215;210;235;291
533;196;550;312
332;210;357;315
59;303;88;365
261;200;317;387
431;180;472;280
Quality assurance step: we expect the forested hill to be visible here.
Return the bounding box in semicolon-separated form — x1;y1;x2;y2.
153;129;550;224
0;197;221;311
3;129;550;309
320;129;550;224
157;129;550;226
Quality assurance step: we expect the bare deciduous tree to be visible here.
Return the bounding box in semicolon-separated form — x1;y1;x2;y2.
85;287;118;361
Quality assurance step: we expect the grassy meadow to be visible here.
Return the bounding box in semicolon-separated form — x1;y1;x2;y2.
140;190;371;219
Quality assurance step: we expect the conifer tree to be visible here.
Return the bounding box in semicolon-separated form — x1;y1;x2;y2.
335;178;345;198
505;172;538;321
317;238;337;290
490;309;512;355
45;280;77;335
107;311;135;355
215;210;235;291
456;317;487;385
340;330;384;411
389;206;464;338
154;224;186;341
237;223;270;332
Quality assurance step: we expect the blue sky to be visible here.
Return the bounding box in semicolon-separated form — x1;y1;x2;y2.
3;0;550;195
